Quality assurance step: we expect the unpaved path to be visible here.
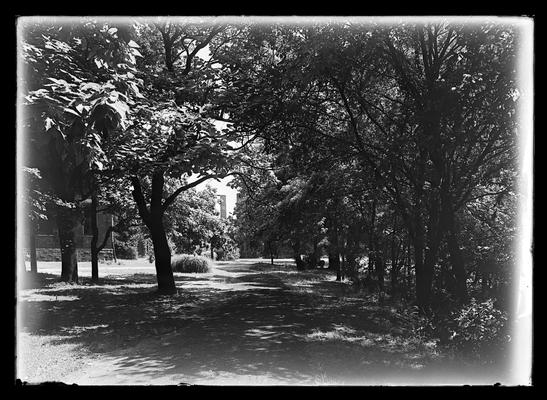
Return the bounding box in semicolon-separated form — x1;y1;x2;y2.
17;260;503;385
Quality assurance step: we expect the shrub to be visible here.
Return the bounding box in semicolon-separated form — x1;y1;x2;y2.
403;297;510;360
216;245;240;261
114;241;138;260
171;254;213;273
448;298;510;356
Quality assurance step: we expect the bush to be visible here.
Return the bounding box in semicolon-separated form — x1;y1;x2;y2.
215;245;240;261
404;297;510;360
171;254;213;273
114;241;138;260
448;298;509;356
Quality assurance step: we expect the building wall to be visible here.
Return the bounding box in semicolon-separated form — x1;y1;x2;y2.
32;248;114;262
24;212;114;262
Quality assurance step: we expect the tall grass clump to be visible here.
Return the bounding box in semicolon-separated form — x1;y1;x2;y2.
171;254;213;273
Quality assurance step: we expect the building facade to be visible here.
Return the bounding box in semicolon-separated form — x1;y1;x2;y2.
25;212;115;262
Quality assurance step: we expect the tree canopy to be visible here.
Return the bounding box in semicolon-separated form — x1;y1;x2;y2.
20;18;525;310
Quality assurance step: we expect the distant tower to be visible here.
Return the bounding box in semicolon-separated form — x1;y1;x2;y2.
218;194;227;219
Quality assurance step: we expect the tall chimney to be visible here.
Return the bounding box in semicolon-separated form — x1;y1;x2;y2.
219;194;227;219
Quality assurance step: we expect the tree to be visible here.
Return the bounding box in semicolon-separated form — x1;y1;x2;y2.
88;174;138;281
214;21;519;310
21;19;142;283
164;182;221;255
20;168;51;274
106;21;235;294
378;23;518;305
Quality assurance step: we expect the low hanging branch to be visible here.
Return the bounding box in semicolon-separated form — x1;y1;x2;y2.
161;174;220;212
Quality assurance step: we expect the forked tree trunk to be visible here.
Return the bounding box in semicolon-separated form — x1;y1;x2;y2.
131;170;223;294
131;172;177;295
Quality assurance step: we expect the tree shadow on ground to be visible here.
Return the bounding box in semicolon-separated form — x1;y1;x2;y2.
17;262;508;385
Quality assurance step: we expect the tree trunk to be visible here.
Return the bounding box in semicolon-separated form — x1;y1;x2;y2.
376;252;385;294
390;262;397;294
91;244;99;281
292;240;305;270
111;224;117;263
413;236;430;309
150;217;177;294
329;251;340;271
131;173;176;295
346;230;360;281
328;221;341;271
390;240;399;295
443;205;468;303
336;244;343;281
447;230;468;302
413;196;444;310
405;240;412;299
57;207;80;283
310;239;319;268
90;192;99;282
163;36;174;71
337;251;346;281
149;170;176;294
421;247;437;307
373;230;384;293
389;214;400;295
268;241;274;265
29;220;37;273
368;199;377;277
